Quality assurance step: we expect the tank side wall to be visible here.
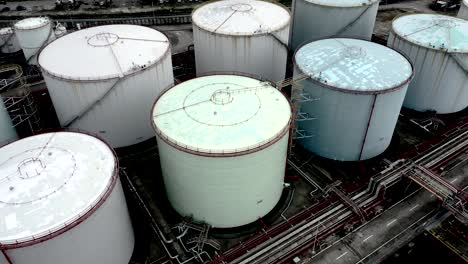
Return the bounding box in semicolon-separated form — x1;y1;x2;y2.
156;133;289;228
388;32;468;113
194;26;289;82
15;24;55;65
360;85;408;160
5;180;135;264
458;2;468;20
290;1;379;50
0;98;18;146
295;73;373;161
43;54;174;148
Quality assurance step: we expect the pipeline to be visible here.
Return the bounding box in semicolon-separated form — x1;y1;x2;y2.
120;170;195;264
1;250;13;264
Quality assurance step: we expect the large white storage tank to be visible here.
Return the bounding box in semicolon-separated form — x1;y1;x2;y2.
192;0;290;82
0;132;134;264
388;14;468;114
0;28;21;54
152;74;292;228
294;38;413;161
14;17;55;65
38;25;173;148
290;0;379;51
0;98;17;146
459;0;468;20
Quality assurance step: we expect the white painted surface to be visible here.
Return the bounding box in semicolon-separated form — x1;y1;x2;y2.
0;98;17;146
193;0;290;82
388;14;468;113
290;0;379;50
39;25;174;148
303;0;379;7
391;14;468;52
0;27;21;53
153;75;291;152
153;75;291;228
54;24;67;38
459;0;468;20
294;39;412;161
294;38;412;91
0;132;134;264
14;17;55;65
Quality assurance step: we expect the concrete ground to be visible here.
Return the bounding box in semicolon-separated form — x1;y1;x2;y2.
299;163;468;264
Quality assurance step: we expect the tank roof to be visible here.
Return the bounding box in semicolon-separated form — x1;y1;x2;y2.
152;75;291;155
39;25;170;81
392;14;468;53
0;27;13;35
192;0;290;36
14;17;50;30
0;132;116;244
302;0;379;7
294;38;413;93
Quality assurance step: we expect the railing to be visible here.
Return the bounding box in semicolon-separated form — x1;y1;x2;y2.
0;14;192;29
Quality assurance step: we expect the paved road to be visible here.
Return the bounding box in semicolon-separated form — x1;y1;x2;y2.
305;167;467;264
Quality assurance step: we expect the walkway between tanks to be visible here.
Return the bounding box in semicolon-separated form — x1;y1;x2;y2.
305;167;467;264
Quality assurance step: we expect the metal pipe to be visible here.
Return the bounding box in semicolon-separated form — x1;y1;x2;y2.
358;94;377;160
1;250;13;264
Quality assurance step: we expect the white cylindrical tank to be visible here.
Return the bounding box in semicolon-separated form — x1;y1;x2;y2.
388;14;468;114
0;27;21;54
54;23;67;38
294;38;413;161
192;0;290;82
152;74;292;228
459;0;468;20
0;98;17;146
38;25;174;148
0;132;134;264
14;17;55;65
290;0;379;51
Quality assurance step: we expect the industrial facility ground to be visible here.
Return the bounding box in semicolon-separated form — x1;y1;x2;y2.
115;107;468;264
1;1;467;264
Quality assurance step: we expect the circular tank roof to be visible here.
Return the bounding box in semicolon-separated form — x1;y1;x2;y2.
302;0;379;7
0;27;13;35
392;14;468;53
294;38;413;93
14;17;50;30
192;0;290;36
152;75;291;155
38;25;170;81
0;132;116;245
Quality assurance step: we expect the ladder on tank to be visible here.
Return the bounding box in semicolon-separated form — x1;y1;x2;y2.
0;64;25;92
276;73;318;145
3;87;41;133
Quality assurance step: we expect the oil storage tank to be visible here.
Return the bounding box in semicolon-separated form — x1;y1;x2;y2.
290;0;379;51
192;0;290;82
38;25;173;148
459;0;468;20
0;27;21;54
0;132;134;264
152;74;292;228
0;98;17;146
14;17;55;65
388;14;468;114
294;38;413;161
